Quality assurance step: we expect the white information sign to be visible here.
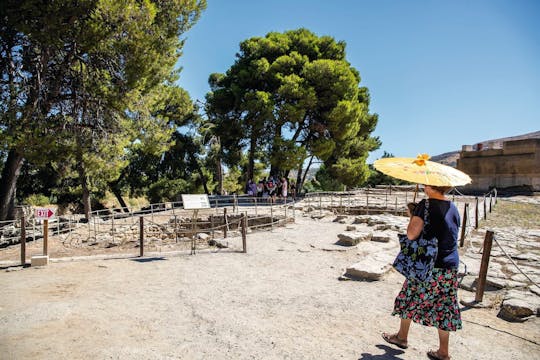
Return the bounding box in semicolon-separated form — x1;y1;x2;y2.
35;207;56;219
181;194;210;210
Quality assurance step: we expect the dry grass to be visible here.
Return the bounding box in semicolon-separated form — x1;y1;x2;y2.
482;199;540;229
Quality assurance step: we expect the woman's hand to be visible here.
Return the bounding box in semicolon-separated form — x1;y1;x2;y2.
406;202;417;217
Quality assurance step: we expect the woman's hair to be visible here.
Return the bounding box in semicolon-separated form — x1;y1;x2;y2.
429;185;452;194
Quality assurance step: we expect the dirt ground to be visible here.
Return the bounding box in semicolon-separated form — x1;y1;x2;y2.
1;214;539;360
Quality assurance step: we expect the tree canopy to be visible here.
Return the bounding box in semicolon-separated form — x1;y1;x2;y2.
205;28;380;190
0;0;206;219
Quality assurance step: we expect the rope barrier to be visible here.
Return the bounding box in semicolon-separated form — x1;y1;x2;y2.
493;235;540;292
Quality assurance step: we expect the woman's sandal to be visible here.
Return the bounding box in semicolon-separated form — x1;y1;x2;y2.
381;332;408;349
427;349;451;360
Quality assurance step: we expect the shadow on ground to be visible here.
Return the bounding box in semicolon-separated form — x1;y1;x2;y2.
131;256;167;263
358;344;405;359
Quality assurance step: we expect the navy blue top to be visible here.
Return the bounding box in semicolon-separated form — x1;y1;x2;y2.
413;198;460;269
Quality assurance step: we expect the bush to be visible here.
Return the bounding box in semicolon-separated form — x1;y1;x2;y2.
24;194;51;206
147;178;191;204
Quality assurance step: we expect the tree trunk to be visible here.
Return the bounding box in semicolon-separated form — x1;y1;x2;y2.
196;165;210;195
108;168;130;212
300;156;315;191
296;161;303;193
248;135;256;182
111;186;129;212
77;160;92;220
217;155;224;195
0;149;24;221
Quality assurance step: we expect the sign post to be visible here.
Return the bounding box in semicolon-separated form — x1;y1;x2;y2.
32;207;56;266
181;195;210;255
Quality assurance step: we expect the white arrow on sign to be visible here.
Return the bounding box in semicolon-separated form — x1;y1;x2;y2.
35;208;55;219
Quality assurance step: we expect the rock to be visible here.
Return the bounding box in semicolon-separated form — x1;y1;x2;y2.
371;231;393;243
375;224;392;231
343;253;394;280
498;289;540;322
486;276;528;290
459;276;477;292
367;219;386;226
346;225;357;231
336;231;372;246
208;239;228;248
197;233;210;240
352;217;369;224
333;215;348;223
459;255;481;276
510;253;540;262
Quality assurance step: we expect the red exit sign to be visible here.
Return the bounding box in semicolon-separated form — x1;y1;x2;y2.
35;208;55;219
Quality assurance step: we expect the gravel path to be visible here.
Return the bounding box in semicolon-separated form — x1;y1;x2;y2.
1;215;539;359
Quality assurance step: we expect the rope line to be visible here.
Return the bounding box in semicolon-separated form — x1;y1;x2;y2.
493;235;540;292
462;319;540;346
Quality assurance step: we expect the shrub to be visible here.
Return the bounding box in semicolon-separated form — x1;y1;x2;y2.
147;178;191;204
24;194;51;206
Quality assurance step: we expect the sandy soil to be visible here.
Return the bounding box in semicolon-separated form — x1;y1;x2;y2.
1;215;539;360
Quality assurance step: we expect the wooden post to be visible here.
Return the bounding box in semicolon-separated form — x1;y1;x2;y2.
191;209;199;255
270;204;274;231
21;216;26;266
366;189;369;215
210;215;215;239
43;219;49;256
394;198;398;215
494;188;498;204
241;213;247;253
111;212;114;243
233;194;237;214
489;193;492;213
174;215;178;243
254;197;258;216
319;194;322;215
139;217;144;257
459;203;469;247
475;197;479;229
475;230;494;303
483;196;487;220
223;208;228;238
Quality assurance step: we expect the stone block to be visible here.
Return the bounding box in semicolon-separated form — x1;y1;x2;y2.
371;231;393;243
31;255;49;267
336;231;372;246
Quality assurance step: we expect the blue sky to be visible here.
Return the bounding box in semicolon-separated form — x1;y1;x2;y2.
176;0;540;163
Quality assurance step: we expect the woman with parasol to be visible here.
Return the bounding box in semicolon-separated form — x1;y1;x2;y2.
375;154;471;360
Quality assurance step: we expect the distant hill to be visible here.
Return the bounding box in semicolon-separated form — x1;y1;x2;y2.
431;130;540;167
431;151;460;167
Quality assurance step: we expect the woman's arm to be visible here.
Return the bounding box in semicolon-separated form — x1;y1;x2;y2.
407;216;424;240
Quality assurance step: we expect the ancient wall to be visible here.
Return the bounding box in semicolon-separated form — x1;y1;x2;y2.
457;138;540;192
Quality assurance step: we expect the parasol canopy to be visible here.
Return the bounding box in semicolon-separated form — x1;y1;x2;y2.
373;154;472;187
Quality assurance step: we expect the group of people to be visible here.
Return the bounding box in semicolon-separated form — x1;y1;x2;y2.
245;176;296;203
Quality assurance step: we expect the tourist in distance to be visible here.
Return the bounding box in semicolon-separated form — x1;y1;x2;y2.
382;185;462;360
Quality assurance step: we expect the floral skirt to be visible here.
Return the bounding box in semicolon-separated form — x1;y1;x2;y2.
392;268;462;331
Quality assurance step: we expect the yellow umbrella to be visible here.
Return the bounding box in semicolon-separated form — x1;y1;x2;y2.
373;154;472;187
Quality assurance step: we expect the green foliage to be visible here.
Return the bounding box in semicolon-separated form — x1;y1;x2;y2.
205;28;379;187
222;167;244;194
364;151;411;186
313;165;346;191
147;178;191;204
24;194;51;207
0;0;207;218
